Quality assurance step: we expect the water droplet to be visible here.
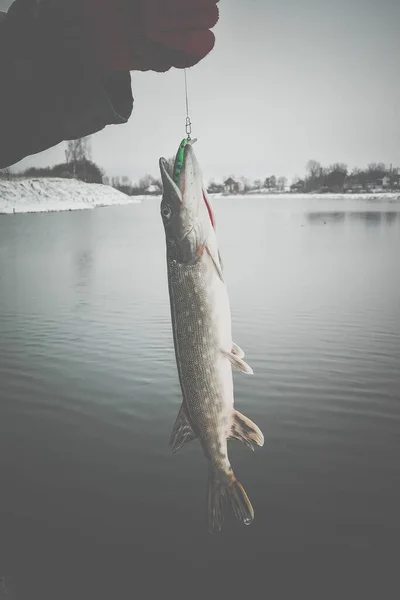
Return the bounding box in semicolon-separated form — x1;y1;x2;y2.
244;517;252;526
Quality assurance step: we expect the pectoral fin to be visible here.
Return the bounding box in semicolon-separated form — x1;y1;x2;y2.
218;250;224;274
170;404;197;453
229;410;264;451
231;343;245;359
222;350;254;374
206;244;224;281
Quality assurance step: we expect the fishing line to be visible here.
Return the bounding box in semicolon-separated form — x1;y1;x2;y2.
172;71;198;184
184;69;192;141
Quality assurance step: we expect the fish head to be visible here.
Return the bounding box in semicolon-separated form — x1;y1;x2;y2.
159;142;215;264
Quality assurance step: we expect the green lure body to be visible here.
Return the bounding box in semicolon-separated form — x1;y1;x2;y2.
172;139;189;185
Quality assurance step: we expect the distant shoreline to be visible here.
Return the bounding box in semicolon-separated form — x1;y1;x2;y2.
207;192;400;202
1;177;399;215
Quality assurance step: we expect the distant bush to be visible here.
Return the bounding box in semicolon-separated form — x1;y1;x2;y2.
54;159;105;184
110;174;162;196
302;160;400;193
0;168;12;180
20;159;105;184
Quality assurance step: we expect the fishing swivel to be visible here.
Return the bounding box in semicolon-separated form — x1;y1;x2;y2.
185;116;192;141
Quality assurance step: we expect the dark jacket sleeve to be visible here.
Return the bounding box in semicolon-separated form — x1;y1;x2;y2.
0;0;133;169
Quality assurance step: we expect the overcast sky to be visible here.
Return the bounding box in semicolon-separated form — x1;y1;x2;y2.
2;0;400;183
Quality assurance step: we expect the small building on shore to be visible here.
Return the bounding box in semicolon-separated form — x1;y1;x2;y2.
224;177;240;195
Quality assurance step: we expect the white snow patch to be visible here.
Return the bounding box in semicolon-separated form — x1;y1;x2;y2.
0;178;142;214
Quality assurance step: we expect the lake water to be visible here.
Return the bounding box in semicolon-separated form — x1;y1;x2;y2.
0;196;399;600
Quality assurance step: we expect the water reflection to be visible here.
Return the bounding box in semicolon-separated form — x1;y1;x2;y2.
307;211;400;225
307;212;346;224
74;250;93;293
70;211;95;308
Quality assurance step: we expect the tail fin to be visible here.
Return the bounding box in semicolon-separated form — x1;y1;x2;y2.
207;469;254;533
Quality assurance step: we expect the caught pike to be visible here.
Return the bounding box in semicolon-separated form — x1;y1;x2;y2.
159;140;264;532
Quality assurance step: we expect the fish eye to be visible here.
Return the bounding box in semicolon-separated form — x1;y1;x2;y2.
162;205;172;220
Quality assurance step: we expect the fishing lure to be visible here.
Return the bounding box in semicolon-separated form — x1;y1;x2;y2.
172;70;199;185
172;137;198;186
172;138;189;185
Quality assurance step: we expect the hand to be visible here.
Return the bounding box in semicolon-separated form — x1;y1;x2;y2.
82;0;220;73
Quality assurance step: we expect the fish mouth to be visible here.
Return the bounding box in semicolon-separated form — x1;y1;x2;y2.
159;156;181;198
159;140;215;256
159;139;198;205
179;143;215;229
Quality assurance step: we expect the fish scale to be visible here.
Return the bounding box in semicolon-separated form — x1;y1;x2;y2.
167;252;232;466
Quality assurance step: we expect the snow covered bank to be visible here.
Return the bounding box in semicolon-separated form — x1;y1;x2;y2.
0;178;142;214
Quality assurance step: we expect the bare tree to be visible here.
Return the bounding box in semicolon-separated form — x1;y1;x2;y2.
65;136;92;179
366;162;387;184
137;174;162;193
306;159;323;179
304;160;324;191
138;174;155;190
325;163;348;191
240;176;251;193
277;176;288;191
264;175;277;190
